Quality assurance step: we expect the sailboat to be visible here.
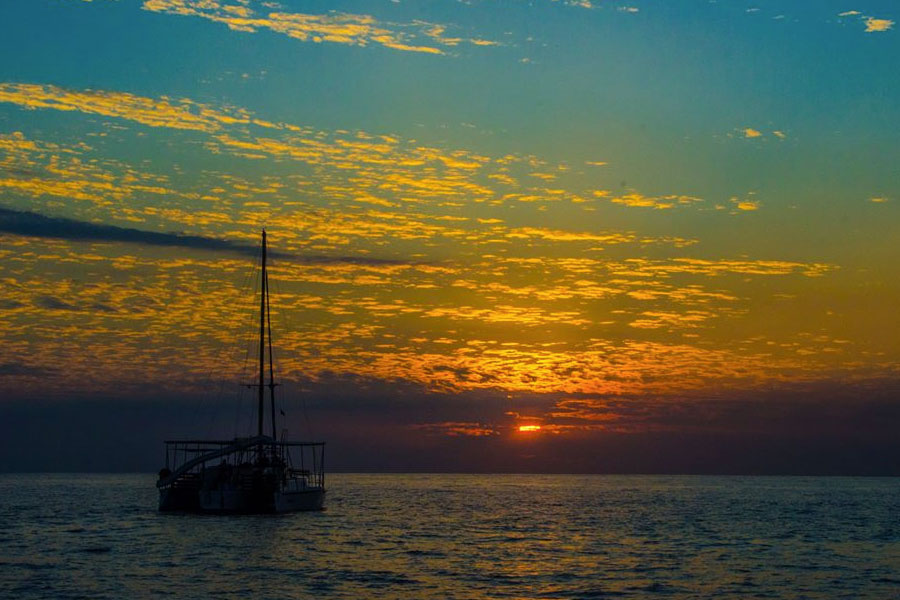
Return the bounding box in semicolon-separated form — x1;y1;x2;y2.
156;230;326;513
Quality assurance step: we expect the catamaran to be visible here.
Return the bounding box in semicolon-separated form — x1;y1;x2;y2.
156;230;325;513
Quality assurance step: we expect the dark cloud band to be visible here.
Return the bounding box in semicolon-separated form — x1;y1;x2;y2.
0;206;263;256
0;207;414;265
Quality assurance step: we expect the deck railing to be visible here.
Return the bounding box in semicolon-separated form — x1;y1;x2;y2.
160;438;325;489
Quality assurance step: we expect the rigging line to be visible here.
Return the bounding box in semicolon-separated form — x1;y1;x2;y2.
254;221;274;441
240;248;263;384
172;247;257;440
183;245;259;440
200;255;258;441
270;269;313;439
298;381;313;440
156;250;198;429
265;241;277;440
257;230;267;438
219;242;261;439
268;264;290;432
235;245;263;437
182;259;224;438
273;270;304;436
268;269;286;423
229;248;261;438
268;256;304;440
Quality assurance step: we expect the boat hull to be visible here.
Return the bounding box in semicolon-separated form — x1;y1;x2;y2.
275;488;326;512
160;486;325;513
158;486;200;512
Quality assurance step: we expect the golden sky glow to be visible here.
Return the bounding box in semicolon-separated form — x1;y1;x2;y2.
1;0;898;453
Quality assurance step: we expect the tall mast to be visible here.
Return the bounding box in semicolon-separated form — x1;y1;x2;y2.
266;245;277;440
257;229;266;437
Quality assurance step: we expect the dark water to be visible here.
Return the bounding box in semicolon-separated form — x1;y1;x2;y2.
1;474;898;599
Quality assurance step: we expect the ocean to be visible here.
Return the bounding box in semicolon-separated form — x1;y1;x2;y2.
1;474;898;599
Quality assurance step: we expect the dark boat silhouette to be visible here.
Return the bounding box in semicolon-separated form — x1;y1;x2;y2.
156;230;325;513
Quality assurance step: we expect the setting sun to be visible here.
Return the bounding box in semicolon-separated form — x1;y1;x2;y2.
518;425;542;433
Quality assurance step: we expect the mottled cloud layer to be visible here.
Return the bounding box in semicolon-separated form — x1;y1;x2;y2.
0;80;872;415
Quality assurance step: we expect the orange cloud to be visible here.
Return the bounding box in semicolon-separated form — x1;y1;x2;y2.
864;17;894;32
0;83;247;133
838;11;894;33
411;421;499;436
607;192;703;210
140;0;497;54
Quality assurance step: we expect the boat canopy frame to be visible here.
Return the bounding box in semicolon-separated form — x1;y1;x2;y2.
159;436;325;490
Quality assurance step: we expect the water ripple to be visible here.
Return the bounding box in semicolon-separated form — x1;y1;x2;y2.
1;474;898;599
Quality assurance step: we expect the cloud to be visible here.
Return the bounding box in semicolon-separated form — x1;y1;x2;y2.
34;295;80;311
628;310;713;330
730;195;760;211
0;207;418;267
540;379;900;440
602;191;703;210
735;128;785;141
410;421;499;437
0;83;247;133
0;206;265;256
140;0;497;54
864;17;894;32
660;257;829;277
422;304;591;327
838;11;894;32
0;361;55;377
552;1;594;9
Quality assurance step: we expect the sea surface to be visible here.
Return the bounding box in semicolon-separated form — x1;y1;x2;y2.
0;474;898;599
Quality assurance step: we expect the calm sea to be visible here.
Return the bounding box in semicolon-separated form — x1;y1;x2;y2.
1;474;898;599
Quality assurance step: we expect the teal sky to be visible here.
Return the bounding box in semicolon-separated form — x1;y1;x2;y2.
0;0;898;471
3;2;897;228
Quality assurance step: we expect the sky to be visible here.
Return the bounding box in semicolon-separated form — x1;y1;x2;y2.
0;0;898;474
